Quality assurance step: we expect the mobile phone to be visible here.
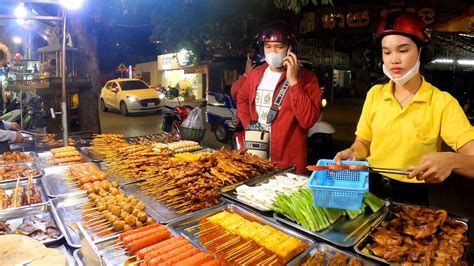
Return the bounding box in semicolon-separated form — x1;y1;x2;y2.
287;45;292;56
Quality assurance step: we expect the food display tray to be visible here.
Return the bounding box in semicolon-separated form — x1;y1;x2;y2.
42;165;84;198
292;243;376;265
50;193;120;248
166;203;315;265
220;166;295;193
0;178;48;213
120;181;224;224
97;162;134;185
221;167;299;212
0;162;43;185
353;204;470;264
273;204;389;248
79;147;103;163
37;151;89;168
0;203;64;245
0;151;38;164
73;249;85;266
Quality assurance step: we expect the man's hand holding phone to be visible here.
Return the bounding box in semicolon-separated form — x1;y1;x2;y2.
283;49;300;86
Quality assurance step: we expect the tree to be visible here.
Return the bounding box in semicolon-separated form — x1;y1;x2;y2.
272;0;334;14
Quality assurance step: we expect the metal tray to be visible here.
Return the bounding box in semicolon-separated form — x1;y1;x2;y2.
79;146;103;163
220;166;295;193
0;178;48;213
42;164;84;198
221;169;303;212
120;181;224;224
292;243;376;265
0;203;64;245
0;162;43;184
38;151;89;168
73;249;85;266
166;203;315;265
354;204;470;264
51;192;120;248
274;204;389;248
0;151;38;164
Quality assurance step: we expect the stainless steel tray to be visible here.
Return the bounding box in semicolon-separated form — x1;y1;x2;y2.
73;249;85;266
0;203;64;245
0;178;48;213
0;151;38;164
292;243;376;265
354;204;470;264
220;166;295;193
166;203;315;265
120;181;224;224
0;162;43;184
42;165;83;198
79;146;103;163
38;151;89;168
274;204;389;248
50;192;120;248
221;168;302;212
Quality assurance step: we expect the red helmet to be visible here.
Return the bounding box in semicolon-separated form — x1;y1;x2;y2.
257;21;294;45
374;12;430;45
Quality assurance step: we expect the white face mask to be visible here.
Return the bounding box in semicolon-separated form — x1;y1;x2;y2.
382;49;421;86
265;52;286;68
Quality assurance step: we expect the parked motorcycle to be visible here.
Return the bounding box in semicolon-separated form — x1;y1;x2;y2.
307;94;336;165
204;92;244;149
0;95;48;131
161;87;194;134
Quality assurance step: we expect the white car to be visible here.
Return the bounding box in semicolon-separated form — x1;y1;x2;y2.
99;78;164;116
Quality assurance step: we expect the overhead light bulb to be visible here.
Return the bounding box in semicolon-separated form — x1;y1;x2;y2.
14;3;27;19
60;0;84;10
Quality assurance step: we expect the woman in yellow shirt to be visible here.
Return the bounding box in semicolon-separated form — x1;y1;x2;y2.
335;12;474;205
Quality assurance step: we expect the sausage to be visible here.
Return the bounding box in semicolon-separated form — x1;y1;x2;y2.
126;230;171;255
137;236;184;260
122;226;167;246
201;260;221;266
145;243;195;266
143;238;189;262
174;253;213;266
153;246;200;266
119;224;163;240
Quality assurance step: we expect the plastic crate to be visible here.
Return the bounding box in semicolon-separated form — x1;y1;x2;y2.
181;127;206;142
307;159;369;210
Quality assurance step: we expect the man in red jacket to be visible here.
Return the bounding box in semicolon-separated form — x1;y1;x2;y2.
237;21;321;173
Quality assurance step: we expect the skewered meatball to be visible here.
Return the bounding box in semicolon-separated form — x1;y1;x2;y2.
146;217;155;225
137;211;148;223
109;187;119;195
123;224;132;231
125;215;137;227
136;201;146;211
97;203;106;212
110;206;121;217
132;209;140;217
135;221;143;228
113;220;125;231
111;181;119;187
107;215;118;224
120;211;128;220
124;204;134;214
88;193;98;201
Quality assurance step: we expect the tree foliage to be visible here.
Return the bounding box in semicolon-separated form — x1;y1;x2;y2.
272;0;334;14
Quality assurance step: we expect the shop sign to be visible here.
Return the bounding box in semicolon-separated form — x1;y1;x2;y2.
157;53;180;70
322;10;370;30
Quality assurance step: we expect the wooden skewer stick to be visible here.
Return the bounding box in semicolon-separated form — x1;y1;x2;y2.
257;254;278;266
214;236;241;253
195;226;218;237
84;218;108;227
94;226;116;236
235;247;264;264
225;241;253;261
267;258;279;266
100;242;124;251
203;232;231;247
127;259;144;266
89;223;111;231
184;220;213;232
83;215;106;224
82;207;99;211
240;250;266;265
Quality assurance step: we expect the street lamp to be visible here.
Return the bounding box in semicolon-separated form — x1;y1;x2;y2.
12;37;22;44
60;0;84;10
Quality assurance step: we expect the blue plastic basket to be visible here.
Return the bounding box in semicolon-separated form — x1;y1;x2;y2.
307;159;369;210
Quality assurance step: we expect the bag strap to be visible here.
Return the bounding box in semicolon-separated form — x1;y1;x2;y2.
266;80;290;124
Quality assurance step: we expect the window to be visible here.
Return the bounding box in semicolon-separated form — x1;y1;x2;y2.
119;80;150;91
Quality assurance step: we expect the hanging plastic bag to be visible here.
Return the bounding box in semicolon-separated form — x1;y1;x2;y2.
181;107;204;129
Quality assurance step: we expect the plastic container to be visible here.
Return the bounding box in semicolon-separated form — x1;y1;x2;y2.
180;127;206;142
307;159;369;210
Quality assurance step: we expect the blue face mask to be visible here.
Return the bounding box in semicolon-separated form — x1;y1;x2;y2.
265;51;286;68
